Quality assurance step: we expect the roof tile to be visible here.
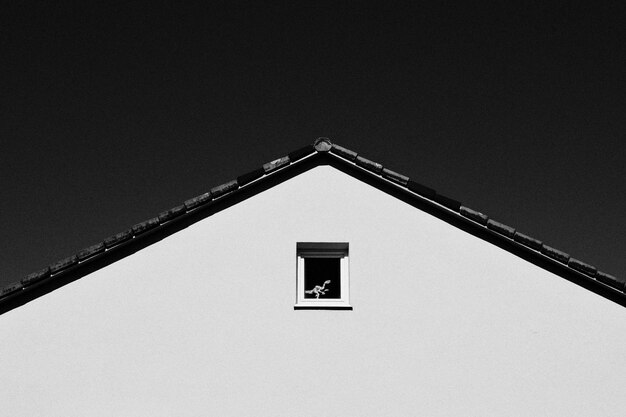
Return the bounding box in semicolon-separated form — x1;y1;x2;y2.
541;244;570;264
434;194;461;212
355;156;383;174
77;242;105;261
158;205;186;224
460;206;489;225
568;258;597;278
263;156;290;173
184;192;212;211
514;232;543;251
487;219;516;238
382;168;409;186
237;168;265;187
50;255;78;274
288;145;315;162
0;282;23;298
210;180;238;199
596;271;625;292
330;144;358;161
132;217;160;236
3;140;621;310
407;180;436;199
21;267;51;286
104;229;133;248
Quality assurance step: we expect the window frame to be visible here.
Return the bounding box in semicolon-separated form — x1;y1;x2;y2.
295;242;351;310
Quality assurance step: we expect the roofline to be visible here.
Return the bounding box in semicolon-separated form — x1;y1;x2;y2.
1;138;624;314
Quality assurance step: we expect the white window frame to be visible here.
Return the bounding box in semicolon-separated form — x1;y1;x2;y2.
295;242;351;310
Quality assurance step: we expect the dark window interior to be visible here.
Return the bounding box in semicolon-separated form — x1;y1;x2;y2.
304;257;341;299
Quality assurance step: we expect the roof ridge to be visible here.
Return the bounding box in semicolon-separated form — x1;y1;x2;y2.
0;142;316;302
2;138;623;305
328;142;624;295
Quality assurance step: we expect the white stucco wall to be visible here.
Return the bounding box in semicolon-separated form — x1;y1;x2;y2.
2;165;625;416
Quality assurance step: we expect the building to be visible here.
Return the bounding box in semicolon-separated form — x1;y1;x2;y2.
1;138;625;416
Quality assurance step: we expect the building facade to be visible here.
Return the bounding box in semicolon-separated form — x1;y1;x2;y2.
2;140;625;416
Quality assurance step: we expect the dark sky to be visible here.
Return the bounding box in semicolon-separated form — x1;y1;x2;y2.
1;1;624;288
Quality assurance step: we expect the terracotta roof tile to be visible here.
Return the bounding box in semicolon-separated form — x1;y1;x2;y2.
382;168;409;186
158;205;186;224
541;244;570;264
487;219;516;238
596;271;625;292
330;144;358;161
210;180;238;199
21;267;51;286
184;192;212;211
460;206;489;225
77;242;106;261
263;156;290;173
514;232;543;251
355;155;383;174
50;255;78;274
104;229;133;248
0;282;22;298
132;217;160;236
568;258;597;278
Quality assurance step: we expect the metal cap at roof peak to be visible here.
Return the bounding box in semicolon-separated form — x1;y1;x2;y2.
314;137;332;152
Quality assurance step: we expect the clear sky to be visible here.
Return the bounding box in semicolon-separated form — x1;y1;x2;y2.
1;1;624;288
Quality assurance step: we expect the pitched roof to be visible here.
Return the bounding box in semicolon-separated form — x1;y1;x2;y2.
1;138;624;313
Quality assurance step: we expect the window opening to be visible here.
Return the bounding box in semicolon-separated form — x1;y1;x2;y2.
295;242;351;310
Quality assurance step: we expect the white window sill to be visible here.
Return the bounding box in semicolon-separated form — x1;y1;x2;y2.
294;302;353;310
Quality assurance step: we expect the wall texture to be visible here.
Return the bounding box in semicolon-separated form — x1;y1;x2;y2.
2;166;625;416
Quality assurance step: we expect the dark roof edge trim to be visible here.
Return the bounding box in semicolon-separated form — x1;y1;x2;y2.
1;145;320;305
325;142;623;296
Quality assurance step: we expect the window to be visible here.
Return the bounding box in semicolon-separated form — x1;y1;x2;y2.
295;242;351;310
